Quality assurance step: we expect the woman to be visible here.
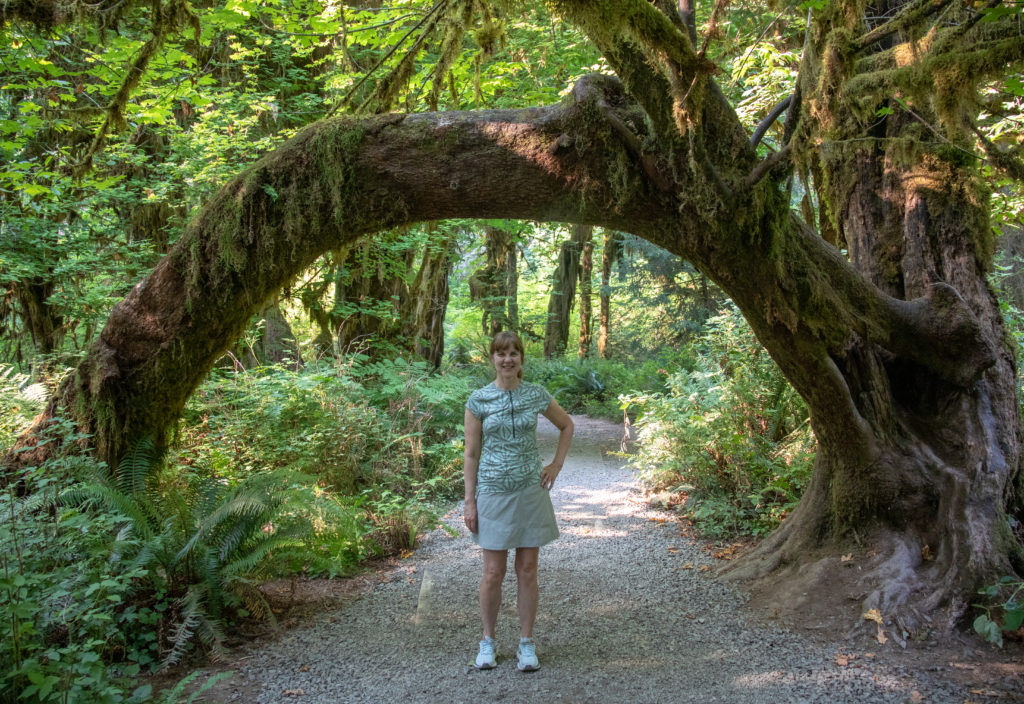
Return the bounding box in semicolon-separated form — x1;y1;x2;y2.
463;331;574;672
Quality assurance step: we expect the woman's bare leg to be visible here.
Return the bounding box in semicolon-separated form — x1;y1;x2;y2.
514;547;539;638
480;549;507;638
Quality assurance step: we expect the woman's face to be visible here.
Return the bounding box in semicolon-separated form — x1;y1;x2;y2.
491;346;522;380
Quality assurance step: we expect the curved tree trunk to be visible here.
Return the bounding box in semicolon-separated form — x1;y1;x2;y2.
8;81;659;470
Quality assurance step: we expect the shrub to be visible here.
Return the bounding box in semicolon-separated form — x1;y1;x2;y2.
526;351;693;421
974;575;1024;647
1;422;156;704
625;303;816;537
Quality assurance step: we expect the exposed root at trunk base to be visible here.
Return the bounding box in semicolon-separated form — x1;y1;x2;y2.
723;525;990;643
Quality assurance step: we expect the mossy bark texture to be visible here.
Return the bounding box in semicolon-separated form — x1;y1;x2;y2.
543;224;590;358
14;0;1023;630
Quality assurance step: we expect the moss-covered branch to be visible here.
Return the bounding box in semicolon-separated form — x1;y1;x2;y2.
25;95;674;469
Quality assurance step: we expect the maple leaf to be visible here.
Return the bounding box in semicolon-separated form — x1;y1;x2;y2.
876;626;888;645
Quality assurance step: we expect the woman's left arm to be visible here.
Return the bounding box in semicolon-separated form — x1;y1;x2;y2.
540;400;574;490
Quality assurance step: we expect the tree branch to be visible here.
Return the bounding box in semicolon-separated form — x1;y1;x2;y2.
742;144;791;189
971;124;1024;183
750;96;792;148
44;97;677;466
851;0;958;53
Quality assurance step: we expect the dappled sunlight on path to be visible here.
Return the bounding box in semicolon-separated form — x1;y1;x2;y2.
197;416;1005;704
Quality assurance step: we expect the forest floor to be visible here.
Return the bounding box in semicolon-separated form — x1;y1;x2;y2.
185;416;1023;704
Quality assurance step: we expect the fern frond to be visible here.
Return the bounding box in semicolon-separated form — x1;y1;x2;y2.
176;490;275;563
62;483;157;541
163;588;204;668
221;532;305;579
230;579;275;627
115;436;160;494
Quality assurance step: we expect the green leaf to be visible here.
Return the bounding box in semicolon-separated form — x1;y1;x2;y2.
1002;608;1023;632
21;183;51;197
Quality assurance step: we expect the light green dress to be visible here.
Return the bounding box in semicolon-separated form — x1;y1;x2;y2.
466;381;560;550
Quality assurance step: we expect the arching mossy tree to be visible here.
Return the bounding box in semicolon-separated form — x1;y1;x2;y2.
11;0;1024;631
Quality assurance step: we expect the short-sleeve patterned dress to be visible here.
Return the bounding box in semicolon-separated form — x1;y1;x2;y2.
466;380;560;550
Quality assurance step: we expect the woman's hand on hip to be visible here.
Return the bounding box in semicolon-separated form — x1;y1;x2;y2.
541;463;561;490
464;500;478;534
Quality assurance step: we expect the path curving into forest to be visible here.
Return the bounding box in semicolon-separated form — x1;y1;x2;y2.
199;417;1021;704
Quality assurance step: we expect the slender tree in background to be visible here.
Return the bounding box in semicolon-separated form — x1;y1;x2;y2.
543;224;589;357
6;0;1023;630
598;230;623;359
578;226;594;357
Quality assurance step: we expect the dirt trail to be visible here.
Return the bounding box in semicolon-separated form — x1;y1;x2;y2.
195;416;1023;704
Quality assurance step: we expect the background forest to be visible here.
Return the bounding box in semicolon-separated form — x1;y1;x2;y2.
1;0;1022;701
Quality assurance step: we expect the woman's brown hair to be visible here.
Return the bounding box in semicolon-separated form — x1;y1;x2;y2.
489;331;524;379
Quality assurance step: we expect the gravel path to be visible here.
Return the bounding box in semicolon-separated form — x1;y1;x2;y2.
203;416;1020;704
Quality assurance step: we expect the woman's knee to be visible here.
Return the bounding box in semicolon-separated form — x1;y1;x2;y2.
514;551;538;581
482;563;507;585
481;551;507;584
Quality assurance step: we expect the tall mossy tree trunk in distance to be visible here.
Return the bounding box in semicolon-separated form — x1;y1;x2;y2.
13;279;63;357
11;0;1023;631
469;225;519;336
401;229;453;367
578;226;594;358
232;297;301;369
598;230;623;359
543;224;589;358
333;237;416;354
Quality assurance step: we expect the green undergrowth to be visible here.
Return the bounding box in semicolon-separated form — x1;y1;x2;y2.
973;576;1024;647
0;355;474;703
518;351;694;421
624;303;817;537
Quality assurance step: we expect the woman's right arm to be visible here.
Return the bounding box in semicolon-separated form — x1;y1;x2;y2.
463;407;483;534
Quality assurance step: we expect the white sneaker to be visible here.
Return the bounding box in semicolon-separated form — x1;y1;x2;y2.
475;637;496;669
517;638;539;671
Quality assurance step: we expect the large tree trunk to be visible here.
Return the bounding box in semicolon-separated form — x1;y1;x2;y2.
8;1;1022;631
543;224;589;358
578;226;594;358
707;4;1024;632
598;230;622;359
